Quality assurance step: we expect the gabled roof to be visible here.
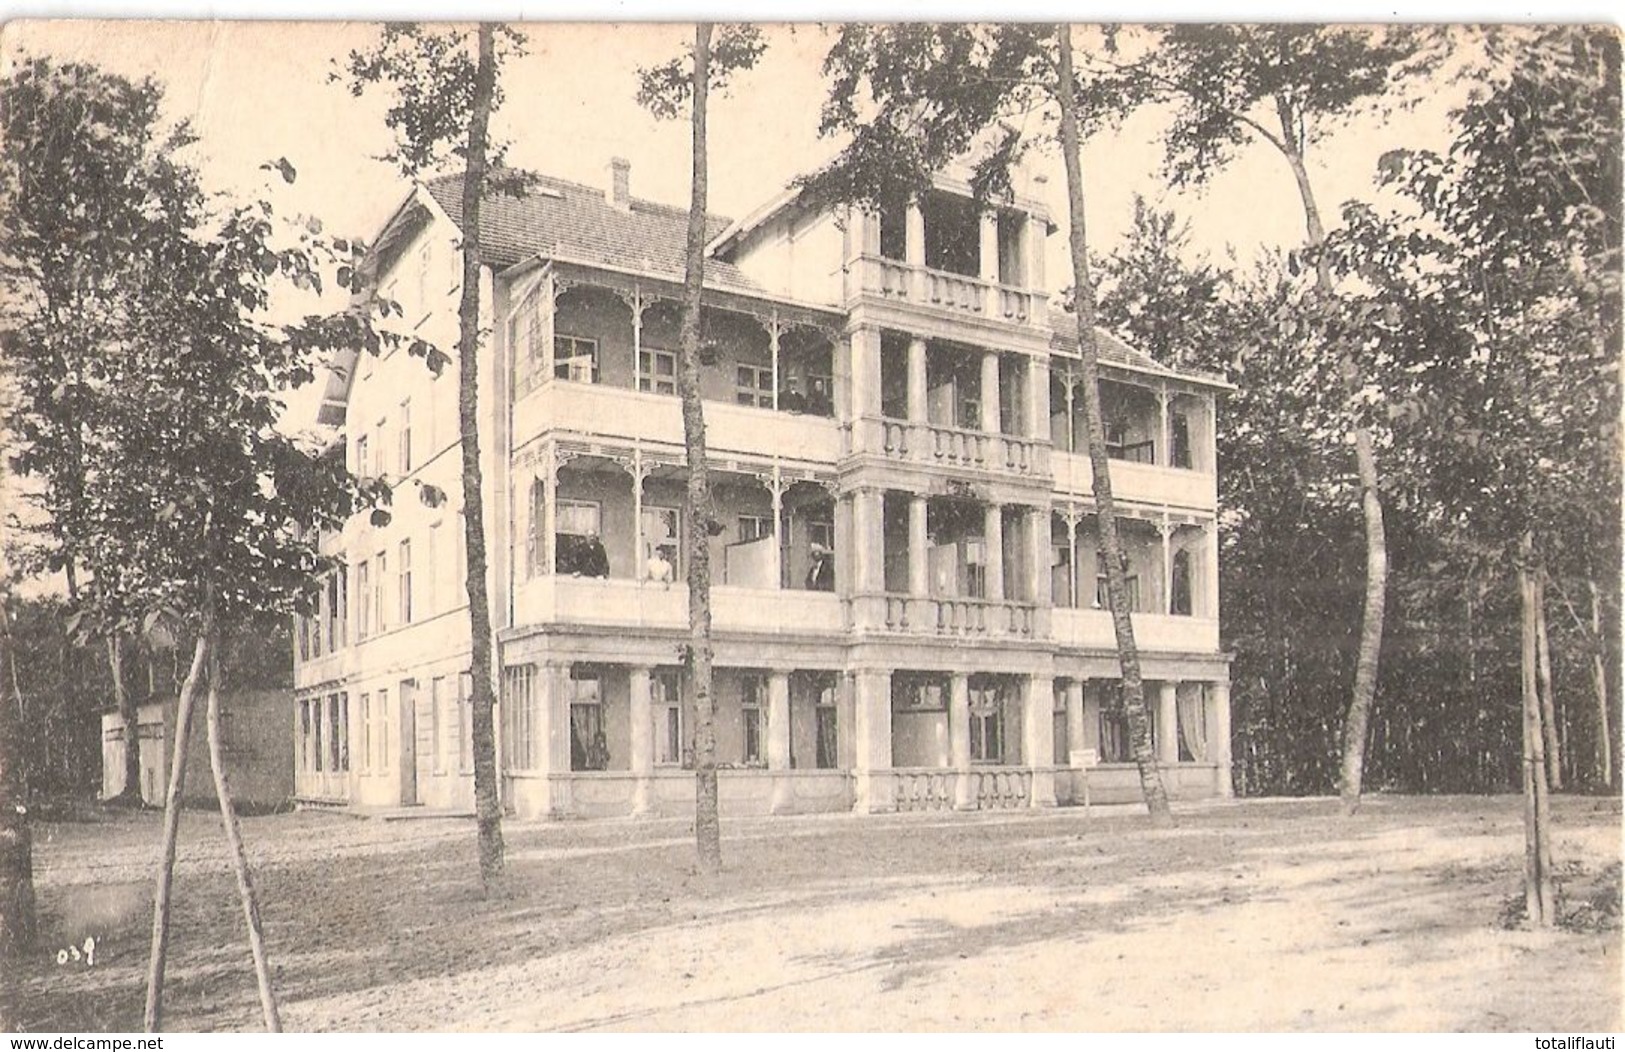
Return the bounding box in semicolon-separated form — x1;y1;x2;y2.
422;171;766;295
1047;305;1233;391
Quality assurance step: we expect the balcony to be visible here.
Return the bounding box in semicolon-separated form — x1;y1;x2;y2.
856;417;1047;479
515;575;845;636
1051;607;1219;652
853;256;1038;328
1052;450;1215;511
515;379;842;466
850;593;1040;640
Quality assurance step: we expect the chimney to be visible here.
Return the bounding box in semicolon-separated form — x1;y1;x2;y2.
605;157;631;212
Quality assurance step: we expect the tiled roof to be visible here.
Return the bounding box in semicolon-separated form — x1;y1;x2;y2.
423;171;766;295
1047;305;1229;387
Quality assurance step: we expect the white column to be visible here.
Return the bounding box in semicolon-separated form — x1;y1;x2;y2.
981;350;1002;434
1065;678;1085;764
546;662;573;815
907;337;929;423
1025;506;1047;606
852;488;884;594
852;670;894;813
1067;511;1080;609
908;494;929;597
1064;377;1076;453
767;669;792;813
768;313;782;412
1158;386;1171;466
850;327;882;420
1157;680;1180;767
905;201;926;266
770;467;785;590
630;287;644;391
629;665;652;815
1029;357;1050;441
1026;675;1056;807
949;672;971;809
1209;680;1233;797
631;451;645;580
983;502;1004;602
979;210;1000;315
1161;518;1175;615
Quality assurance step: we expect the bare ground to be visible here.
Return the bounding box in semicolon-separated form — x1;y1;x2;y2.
5;794;1619;1032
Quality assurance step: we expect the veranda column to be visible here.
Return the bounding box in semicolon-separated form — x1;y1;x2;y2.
766;670;792;812
1023;506;1047;607
1157;680;1180;768
1028;356;1051;442
908;493;930;597
983;502;1005;602
546;661;574;816
769;467;785;590
852;488;884;596
907;337;929;424
849;327;883;421
1160;518;1176;615
1157;385;1171;466
1065;678;1086;763
979;210;1000;315
981;350;1002;434
852;669;894;813
905;201;927;301
1209;680;1233;797
949;672;972;809
629;664;653;815
1025;674;1056;807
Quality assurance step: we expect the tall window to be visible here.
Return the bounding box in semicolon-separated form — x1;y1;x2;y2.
375;551;389;633
311;696;325;773
964;539;988;600
355;435;370;477
643;506;680;578
457;672;474;773
1171;548;1193;617
740;675;765;766
1097;683;1128;763
398;399;413;474
376;688;390;772
555;499;604;576
1170;411;1192;469
1095;551;1140;612
569;670;606;771
501;665;539;772
356;561;371;639
969;681;1005;763
333;566;347;648
424;525;438;617
375;420;389;479
431;675;449;775
332;693;349;772
527;479;546;578
325;572;342;651
639;347;677;395
653;670;684;767
736;364;772;407
814;684;839;769
398;540;413;625
1052;683;1069;765
359;693;373;773
554;334;599;383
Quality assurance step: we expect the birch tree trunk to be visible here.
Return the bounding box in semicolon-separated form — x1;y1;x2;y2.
204;640;281;1031
143;614;209;1032
1534;571;1562;790
456;23;505;890
679;23;723;871
1056;24;1172;826
1590;581;1612;788
0;591;36;995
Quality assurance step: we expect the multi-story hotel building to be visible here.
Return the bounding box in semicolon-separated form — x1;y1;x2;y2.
292;153;1233;818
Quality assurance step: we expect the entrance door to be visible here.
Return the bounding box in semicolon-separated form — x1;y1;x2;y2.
398;679;419;806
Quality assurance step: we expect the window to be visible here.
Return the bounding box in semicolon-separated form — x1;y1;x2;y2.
737;515;771;543
376;688;390;772
555;499;605;577
805;372;834;415
398;540;413;625
414;242;432;319
375;420;389;478
398;399;413;474
642;506;680;579
554;335;599;383
1171;411;1193;469
1098;683;1129;763
311;697;325;773
893;673;947;712
299;698;314;774
502;665;540;772
964;539;987;600
1171;548;1193;617
1095;551;1140;612
653;670;684;767
736;364;772;408
325;571;343;651
359;693;372;774
569;671;607;771
526;479;546;578
375;551;389;633
431;675;449;775
740;675;765;766
356;561;371;639
332;692;349;772
639;347;677;395
355;435;370;477
458;672;474;773
815;690;839;770
424;525;438;617
969;682;1004;764
1053;684;1070;765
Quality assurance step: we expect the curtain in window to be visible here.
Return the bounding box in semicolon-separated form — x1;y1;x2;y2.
1177;685;1209;762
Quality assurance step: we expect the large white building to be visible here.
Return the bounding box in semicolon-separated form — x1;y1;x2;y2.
291;152;1233;818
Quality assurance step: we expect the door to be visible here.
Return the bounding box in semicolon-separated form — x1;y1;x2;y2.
398;678;419;806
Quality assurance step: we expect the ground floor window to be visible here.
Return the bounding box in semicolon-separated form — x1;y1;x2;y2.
1053;683;1069;764
570;669;608;771
815;699;838;769
358;694;372;773
502;664;540;772
653;669;685;767
968;680;1005;764
376;688;391;773
457;672;474;774
740;674;765;766
1098;683;1129;763
431;676;449;775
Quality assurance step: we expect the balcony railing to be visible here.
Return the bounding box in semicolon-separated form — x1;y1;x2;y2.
853;256;1038;326
1051;607;1220;652
893;768;955;811
515;379;842;465
852;593;1038;639
872;418;1046;478
515;576;845;635
889;767;1032;811
1053;449;1215;511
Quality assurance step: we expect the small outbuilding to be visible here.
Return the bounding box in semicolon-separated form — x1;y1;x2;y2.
101;689;295;812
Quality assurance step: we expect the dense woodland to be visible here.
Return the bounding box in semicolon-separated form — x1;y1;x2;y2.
0;23;1618;1025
